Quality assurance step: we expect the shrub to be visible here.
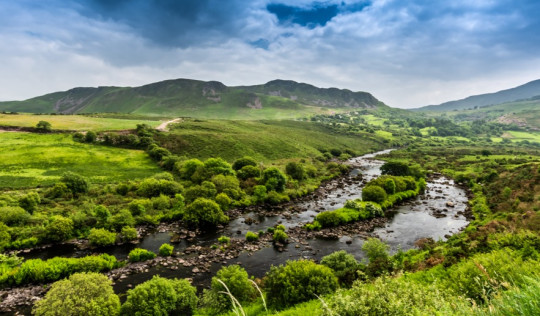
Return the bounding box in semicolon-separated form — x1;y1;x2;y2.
264;260;338;308
265;191;290;204
383;178;396;194
127;200;147;216
232;156;258;171
381;161;411;176
184;181;217;203
286;162;305;180
45;215;74;242
362;238;391;276
0;206;30;226
183;198;228;228
121;226;138;242
0;223;11;251
273;230;288;244
202;265;255;312
108;209;135;232
215;193;232;211
94;205;111;226
85;131;97;143
151;194;170;210
262;167;287;192
362;186;387;203
218;236;230;244
159;243;174;256
330;148;342;157
18;192;40;214
321;250;361;286
245;231;259;242
33;273;120;316
88;228;116;247
177;159;204;180
137;178;182;197
46;182;71;199
36;120;52;132
128;248;156;262
61;172;89;194
316;211;341;227
120;276;198;316
237;165;260;180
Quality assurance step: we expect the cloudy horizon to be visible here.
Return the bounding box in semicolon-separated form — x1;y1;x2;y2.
1;0;539;108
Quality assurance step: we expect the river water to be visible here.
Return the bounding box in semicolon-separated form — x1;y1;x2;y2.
19;149;469;296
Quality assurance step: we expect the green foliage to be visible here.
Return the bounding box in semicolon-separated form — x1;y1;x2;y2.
215;193;232;211
264;260;338;308
286;162;305;180
121;226;138;242
0;223;11;251
120;276;198;316
232;156;258;171
380;161;411;176
46;183;71;199
88;228;116;247
252;185;267;203
94;205;111;225
177;158;204;180
0;206;30;226
245;231;259;242
159;243;174;256
273;230;288;244
108;209;135;232
36;120;52;132
6;254;118;286
184;181;217;203
383;178;396;194
314;200;383;228
262;167;287;192
202;265;256;312
85;131;97;143
237;165;260;180
362;185;387;203
33;272;120;316
218;236;230;244
184;198;228;228
45;215;74;242
128;248;156;263
18;192;40;214
136;178;182;197
320;251;361;286
61;172;89;194
362;238;391;276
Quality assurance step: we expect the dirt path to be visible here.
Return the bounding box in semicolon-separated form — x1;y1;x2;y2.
155;118;182;131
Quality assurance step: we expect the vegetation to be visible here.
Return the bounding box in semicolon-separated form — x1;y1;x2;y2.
128;248;156;262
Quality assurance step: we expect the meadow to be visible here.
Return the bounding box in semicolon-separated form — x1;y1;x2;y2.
0;132;160;189
0;113;161;131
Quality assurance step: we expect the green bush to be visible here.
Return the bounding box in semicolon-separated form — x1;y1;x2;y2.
177;159;204;180
264;260;338;308
61;172;89;194
237;165;260;180
245;231;259;242
362;185;387;203
0;206;30;226
128;248;156;263
202;265;255;312
0;223;11;251
94;205;111;226
137;178;182;197
45;215;74;242
183;198;228;228
120;276;198;316
18;192;40;214
108;209;135;232
321;250;361;286
33;272;120;316
46;182;71;199
380;161;411;176
218;236;230;244
120;226;138;242
88;228;116;247
215;192;232;211
232;156;258;171
262;167;287;192
265;191;290;204
159;243;174;256
286;162;306;180
315;211;341;227
362;238;391;276
273;230;288;244
184;181;217;203
383;178;396;194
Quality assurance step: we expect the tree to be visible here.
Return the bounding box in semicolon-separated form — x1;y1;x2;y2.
120;276;198;316
33;272;120;316
232;156;258;171
36;121;52;132
202;265;256;312
183;198;228;228
321;250;361;286
61;172;89;194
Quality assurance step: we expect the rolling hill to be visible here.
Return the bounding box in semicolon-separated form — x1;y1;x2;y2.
417;79;540;112
0;79;387;119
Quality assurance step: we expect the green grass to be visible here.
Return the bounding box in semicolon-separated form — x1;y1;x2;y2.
158;119;387;162
0;114;161;131
506;131;540;143
0;132;160;189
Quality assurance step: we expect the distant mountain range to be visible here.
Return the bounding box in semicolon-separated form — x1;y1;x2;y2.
0;79;386;117
417;79;540;112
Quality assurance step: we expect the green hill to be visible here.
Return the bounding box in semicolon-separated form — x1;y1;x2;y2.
0;79;387;119
417;79;540;112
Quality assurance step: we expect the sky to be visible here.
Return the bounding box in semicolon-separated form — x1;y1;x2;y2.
1;0;539;108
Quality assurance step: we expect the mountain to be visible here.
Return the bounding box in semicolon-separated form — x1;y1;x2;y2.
417;79;540;112
0;79;386;118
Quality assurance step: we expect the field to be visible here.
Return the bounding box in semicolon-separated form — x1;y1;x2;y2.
0;132;160;189
0;113;162;131
158;119;387;162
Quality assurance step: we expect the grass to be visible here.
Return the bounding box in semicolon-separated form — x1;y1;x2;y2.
506;131;540;143
0;113;161;131
158;119;387;162
0;132;160;189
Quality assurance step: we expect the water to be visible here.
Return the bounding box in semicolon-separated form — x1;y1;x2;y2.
18;149;469;296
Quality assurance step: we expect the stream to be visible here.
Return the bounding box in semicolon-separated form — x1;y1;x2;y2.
9;149;469;313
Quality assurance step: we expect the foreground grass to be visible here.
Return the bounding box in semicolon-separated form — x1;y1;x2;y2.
0;113;161;131
0;132;160;188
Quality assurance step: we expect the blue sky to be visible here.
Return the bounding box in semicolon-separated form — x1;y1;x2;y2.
1;0;539;108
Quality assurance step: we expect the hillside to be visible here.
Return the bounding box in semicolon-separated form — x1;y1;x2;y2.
417;79;540;111
0;79;387;119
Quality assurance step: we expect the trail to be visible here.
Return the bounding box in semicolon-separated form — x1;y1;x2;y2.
155;118;182;131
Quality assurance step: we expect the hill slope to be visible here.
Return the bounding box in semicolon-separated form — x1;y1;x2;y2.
0;79;387;118
417;79;540;111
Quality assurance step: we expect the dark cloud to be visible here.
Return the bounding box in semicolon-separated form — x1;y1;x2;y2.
75;0;249;47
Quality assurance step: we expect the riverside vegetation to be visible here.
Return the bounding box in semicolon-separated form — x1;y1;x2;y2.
0;104;538;315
